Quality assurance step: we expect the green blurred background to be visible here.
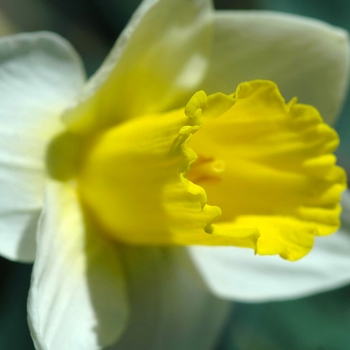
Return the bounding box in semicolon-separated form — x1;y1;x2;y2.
0;1;349;349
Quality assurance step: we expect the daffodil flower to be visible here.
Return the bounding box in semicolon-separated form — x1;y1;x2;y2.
0;0;349;349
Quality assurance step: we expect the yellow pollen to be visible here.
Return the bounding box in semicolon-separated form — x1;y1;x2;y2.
189;156;226;184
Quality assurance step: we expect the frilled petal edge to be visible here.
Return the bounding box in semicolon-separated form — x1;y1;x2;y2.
189;81;346;261
189;191;350;303
77;93;259;248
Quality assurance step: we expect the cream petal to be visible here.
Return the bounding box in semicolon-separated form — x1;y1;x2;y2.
201;11;350;125
28;181;128;350
0;32;85;262
107;247;230;350
189;191;350;302
62;0;213;133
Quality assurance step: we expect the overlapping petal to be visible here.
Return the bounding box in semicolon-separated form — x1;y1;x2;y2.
62;0;213;133
108;247;230;350
0;32;85;262
201;11;350;125
28;181;128;350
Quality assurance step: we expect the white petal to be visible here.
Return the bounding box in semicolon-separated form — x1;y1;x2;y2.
189;191;350;302
107;247;230;350
63;0;213;133
201;11;350;125
0;32;85;262
28;181;128;350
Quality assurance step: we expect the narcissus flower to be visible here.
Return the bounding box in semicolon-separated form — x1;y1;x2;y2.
0;0;349;349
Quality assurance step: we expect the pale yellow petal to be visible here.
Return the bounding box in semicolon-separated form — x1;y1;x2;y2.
62;0;213;134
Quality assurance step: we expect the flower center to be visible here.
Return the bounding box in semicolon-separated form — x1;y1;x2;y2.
188;156;225;184
71;80;346;261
